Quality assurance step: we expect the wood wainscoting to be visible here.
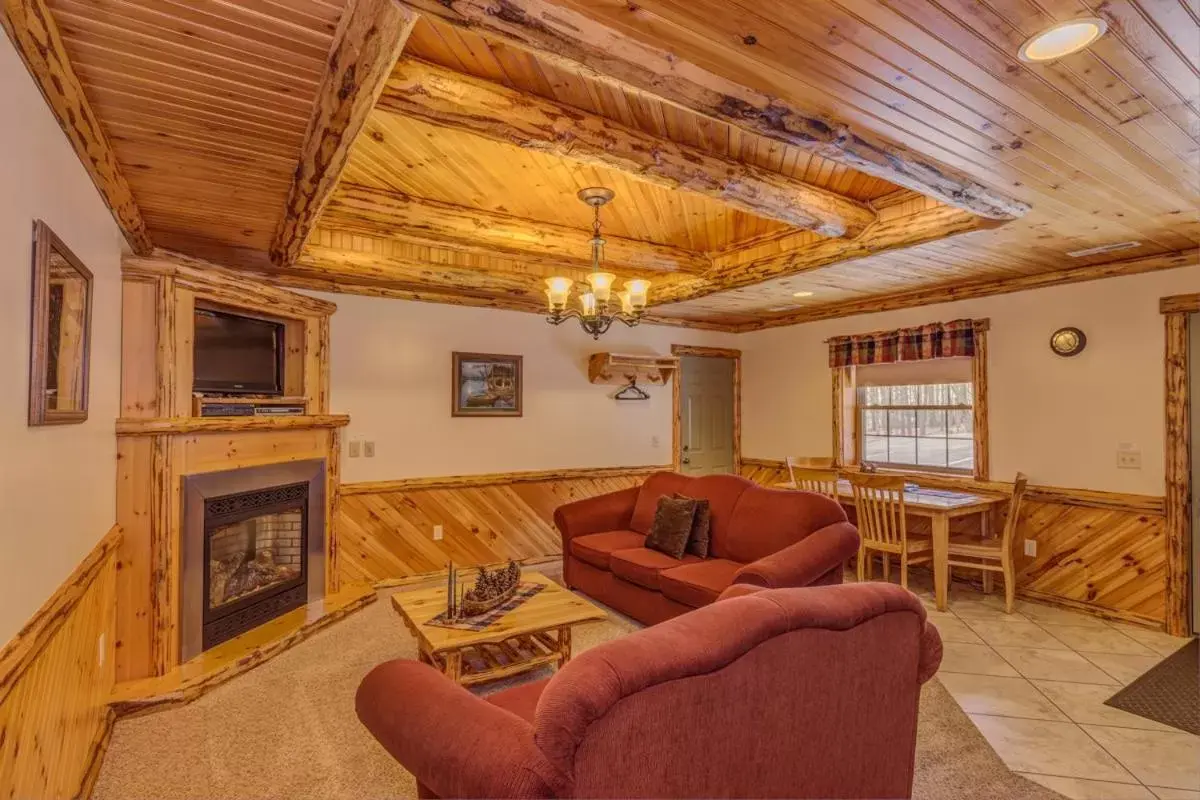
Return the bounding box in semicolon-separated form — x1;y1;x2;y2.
337;466;666;585
0;525;122;799
739;458;1168;628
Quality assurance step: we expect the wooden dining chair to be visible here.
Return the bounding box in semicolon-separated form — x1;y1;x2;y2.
785;456;834;484
946;473;1028;613
847;473;933;590
788;467;840;501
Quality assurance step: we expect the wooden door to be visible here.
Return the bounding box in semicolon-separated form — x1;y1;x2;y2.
679;355;735;475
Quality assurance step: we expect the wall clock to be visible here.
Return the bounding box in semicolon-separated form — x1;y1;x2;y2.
1049;327;1087;357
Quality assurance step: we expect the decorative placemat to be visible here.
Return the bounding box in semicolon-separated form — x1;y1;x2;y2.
424;582;545;631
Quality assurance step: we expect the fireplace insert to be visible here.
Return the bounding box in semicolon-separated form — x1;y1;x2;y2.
202;482;309;650
181;459;326;662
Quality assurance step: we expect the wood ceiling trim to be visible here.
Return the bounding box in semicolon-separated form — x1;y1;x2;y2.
733;250;1200;332
654;205;1004;305
2;0;153;254
395;0;1030;221
269;0;418;267
322;183;711;275
378;57;878;238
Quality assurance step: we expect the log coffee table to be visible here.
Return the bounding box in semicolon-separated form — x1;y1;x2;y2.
390;571;608;686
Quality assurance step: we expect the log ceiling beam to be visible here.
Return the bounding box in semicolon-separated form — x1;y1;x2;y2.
653;206;1003;305
269;0;418;267
321;184;710;275
2;0;153;254
733;250;1200;332
394;0;1030;222
378;58;877;238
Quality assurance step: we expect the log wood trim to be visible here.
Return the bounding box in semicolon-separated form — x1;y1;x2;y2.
1161;294;1200;314
973;327;990;481
653;206;1002;305
115;415;351;436
741;457;1166;514
0;0;153;255
735;250;1199;331
124;251;338;316
324;184;710;275
1162;305;1191;636
0;524;121;705
393;0;1028;221
268;0;418;266
671;345;742;472
379;58;877;238
340;464;671;495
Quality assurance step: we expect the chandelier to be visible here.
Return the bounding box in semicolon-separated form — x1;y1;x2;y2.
544;188;650;339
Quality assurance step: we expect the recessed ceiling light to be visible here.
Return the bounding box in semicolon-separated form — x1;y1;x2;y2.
1018;18;1107;62
792;291;814;298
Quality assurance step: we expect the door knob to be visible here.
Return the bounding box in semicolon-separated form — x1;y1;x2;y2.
682;457;691;465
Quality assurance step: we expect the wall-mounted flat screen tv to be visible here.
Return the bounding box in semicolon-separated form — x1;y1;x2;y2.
193;308;284;395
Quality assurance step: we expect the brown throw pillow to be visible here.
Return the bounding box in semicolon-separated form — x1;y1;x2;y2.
645;495;697;560
675;493;712;558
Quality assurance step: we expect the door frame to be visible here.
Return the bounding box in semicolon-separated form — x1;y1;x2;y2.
1161;292;1195;636
671;345;742;475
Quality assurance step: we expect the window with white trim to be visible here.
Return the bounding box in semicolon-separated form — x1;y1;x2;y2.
856;358;975;474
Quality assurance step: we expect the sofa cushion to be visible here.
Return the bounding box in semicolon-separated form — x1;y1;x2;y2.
610;547;702;590
660;559;745;608
677;495;712;558
685;474;754;556
570;530;646;571
630;472;697;534
718;485;847;563
645;495;697;559
486;678;548;723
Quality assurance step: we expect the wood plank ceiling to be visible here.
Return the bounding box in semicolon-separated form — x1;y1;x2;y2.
18;0;1200;330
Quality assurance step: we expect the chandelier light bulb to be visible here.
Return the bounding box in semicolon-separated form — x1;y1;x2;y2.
585;272;617;303
544;276;573;311
579;291;598;317
617;291;634;314
624;279;651;309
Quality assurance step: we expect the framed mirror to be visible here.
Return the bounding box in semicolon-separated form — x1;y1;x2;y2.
28;220;93;425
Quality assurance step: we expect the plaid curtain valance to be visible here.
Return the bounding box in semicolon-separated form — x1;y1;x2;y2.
828;318;984;368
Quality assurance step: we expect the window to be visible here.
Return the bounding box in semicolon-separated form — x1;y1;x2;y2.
859;382;975;474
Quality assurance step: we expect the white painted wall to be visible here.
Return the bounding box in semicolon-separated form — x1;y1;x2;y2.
321;293;739;482
741;265;1200;495
0;37;126;643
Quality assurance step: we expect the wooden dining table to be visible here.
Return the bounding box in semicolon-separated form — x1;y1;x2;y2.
776;478;1006;611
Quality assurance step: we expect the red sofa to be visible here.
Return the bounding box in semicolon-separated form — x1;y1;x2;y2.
553;471;859;625
357;582;944;799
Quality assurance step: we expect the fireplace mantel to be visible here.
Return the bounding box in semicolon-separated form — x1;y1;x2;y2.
114;251;348;682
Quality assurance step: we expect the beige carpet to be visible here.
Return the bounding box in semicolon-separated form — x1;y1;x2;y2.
95;589;1063;800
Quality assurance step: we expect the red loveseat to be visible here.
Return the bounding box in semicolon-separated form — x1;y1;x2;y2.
357;582;944;799
553;471;859;625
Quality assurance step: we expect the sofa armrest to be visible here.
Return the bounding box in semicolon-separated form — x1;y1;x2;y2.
734;521;860;589
552;486;640;545
356;660;565;798
919;620;944;684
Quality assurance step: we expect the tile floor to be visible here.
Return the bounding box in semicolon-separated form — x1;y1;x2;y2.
851;570;1198;800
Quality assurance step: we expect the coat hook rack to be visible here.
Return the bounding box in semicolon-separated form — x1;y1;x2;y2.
614;376;651;401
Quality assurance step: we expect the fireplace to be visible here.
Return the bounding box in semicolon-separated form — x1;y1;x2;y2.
182;460;326;661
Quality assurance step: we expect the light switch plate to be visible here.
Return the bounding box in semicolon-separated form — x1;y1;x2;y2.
348;440;361;458
433;524;444;541
364;441;375;458
1023;539;1037;557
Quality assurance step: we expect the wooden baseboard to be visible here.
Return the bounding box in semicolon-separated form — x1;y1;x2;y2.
78;708;116;800
341;464;670;495
1017;589;1164;629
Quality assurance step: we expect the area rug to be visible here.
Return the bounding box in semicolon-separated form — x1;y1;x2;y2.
93;588;1062;800
1105;637;1199;735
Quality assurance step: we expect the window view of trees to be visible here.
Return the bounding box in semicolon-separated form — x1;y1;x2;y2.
859;382;974;472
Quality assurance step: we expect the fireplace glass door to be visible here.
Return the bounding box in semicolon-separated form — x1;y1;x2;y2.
202;482;309;649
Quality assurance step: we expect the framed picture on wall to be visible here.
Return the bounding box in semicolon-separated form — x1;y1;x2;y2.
451;352;523;417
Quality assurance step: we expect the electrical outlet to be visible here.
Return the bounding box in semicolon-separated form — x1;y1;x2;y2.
1023;539;1037;557
433;524;444;541
98;633;106;667
364;441;375;458
1116;444;1142;470
348;440;361;458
